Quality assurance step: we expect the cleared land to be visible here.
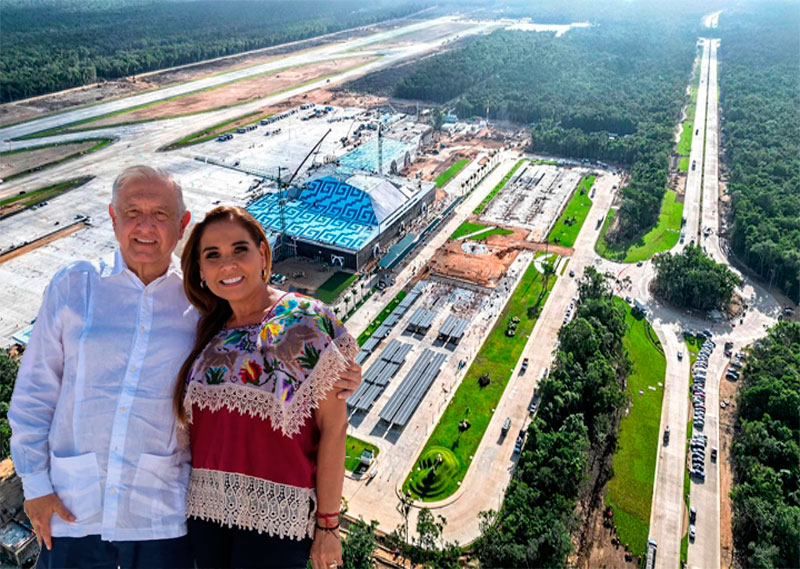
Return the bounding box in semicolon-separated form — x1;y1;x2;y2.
403;257;557;501
605;300;665;558
0;139;110;180
315;271;358;304
596;189;683;262
546;176;595;247
59;56;375;133
358;22;476;50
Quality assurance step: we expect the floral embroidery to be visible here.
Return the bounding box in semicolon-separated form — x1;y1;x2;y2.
185;294;358;435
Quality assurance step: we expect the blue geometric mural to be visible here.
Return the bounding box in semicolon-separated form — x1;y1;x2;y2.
247;176;379;252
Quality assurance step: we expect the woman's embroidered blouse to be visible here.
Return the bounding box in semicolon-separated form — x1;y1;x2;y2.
183;293;358;540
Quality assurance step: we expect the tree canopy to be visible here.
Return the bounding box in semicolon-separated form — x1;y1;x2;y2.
476;268;629;567
651;244;742;311
717;4;800;301
0;0;424;102
731;322;800;569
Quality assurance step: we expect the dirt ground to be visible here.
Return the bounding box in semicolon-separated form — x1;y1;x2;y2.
427;230;570;288
0;141;98;179
575;504;641;569
0;22;394;128
719;374;739;569
73;56;376;131
0;222;86;264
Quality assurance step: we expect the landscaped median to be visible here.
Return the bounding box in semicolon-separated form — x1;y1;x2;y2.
345;435;379;473
403;256;558;501
596;188;683;263
356;290;407;346
604;299;666;558
0;138;112;181
0;177;93;220
546;175;595;247
448;221;513;242
435;158;470;188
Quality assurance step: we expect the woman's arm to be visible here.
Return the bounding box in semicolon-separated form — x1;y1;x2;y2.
310;387;348;569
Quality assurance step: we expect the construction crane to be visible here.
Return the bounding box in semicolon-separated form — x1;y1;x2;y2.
259;129;331;257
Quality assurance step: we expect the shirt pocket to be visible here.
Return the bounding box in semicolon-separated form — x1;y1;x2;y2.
129;453;189;524
49;451;102;522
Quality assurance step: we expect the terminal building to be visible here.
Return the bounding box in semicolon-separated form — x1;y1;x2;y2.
247;172;435;272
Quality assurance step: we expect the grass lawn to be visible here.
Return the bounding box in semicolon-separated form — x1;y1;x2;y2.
357;290;407;346
546;176;595;247
162;110;267;150
0;139;112;182
678;156;690;172
473;159;526;215
435;158;470;188
403;258;557;501
449;221;490;240
605;299;665;558
345;435;379;472
0;177;92;215
596;190;683;263
314;271;357;304
472;227;513;241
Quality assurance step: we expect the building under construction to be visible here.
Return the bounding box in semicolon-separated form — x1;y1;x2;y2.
248;170;435;271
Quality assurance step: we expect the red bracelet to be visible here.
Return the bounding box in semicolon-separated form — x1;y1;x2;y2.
316;512;339;519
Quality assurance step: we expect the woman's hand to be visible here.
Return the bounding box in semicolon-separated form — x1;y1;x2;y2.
333;359;362;399
310;527;342;569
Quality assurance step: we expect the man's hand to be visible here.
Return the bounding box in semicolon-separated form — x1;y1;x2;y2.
24;493;75;550
333;360;362;399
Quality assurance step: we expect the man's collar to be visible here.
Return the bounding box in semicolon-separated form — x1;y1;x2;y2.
102;249;183;283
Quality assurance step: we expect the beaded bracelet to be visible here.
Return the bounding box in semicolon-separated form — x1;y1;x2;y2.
316;512;339;519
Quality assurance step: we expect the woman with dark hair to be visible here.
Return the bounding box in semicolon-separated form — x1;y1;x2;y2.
175;206;359;569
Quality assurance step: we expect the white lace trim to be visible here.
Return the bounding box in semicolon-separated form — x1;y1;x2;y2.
184;334;359;437
186;468;317;540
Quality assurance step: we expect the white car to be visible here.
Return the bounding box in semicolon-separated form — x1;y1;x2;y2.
689;524;696;541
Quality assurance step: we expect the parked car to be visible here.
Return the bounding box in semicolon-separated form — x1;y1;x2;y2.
690;507;697;523
677;350;683;360
689;525;696;541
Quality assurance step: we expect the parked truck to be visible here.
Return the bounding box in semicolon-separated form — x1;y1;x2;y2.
645;538;657;569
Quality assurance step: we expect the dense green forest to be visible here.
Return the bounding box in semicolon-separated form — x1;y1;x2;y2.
0;0;424;102
731;322;800;568
350;17;697;241
717;5;800;301
651;244;742;311
476;268;629;567
0;349;20;458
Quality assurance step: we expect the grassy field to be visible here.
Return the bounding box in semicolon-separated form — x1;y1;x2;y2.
473;159;526;215
356;290;407;346
0;177;92;218
677;59;702;169
403;257;557;501
678;156;690;172
161;110;268;150
435;158;470;188
472;227;513;241
345;435;379;472
546;176;595;247
605;299;665;558
449;221;489;240
596;190;683;263
314;271;358;304
0;139;112;181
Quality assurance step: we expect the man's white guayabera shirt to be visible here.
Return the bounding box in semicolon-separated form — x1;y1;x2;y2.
9;250;198;541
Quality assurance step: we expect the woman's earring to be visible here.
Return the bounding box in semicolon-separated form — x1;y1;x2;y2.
200;279;206;289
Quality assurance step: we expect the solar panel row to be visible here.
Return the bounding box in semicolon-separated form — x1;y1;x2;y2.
379;348;447;427
348;339;414;412
407;307;437;332
438;314;470;342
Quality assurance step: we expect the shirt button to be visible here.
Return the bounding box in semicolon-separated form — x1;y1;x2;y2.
139;326;145;333
109;488;116;495
120;407;126;413
130;365;136;371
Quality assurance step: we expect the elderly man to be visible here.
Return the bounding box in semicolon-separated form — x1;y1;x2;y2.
9;166;361;568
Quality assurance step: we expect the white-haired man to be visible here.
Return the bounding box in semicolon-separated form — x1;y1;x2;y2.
9;166;361;568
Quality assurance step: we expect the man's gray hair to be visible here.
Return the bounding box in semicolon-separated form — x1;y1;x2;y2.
111;165;186;214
